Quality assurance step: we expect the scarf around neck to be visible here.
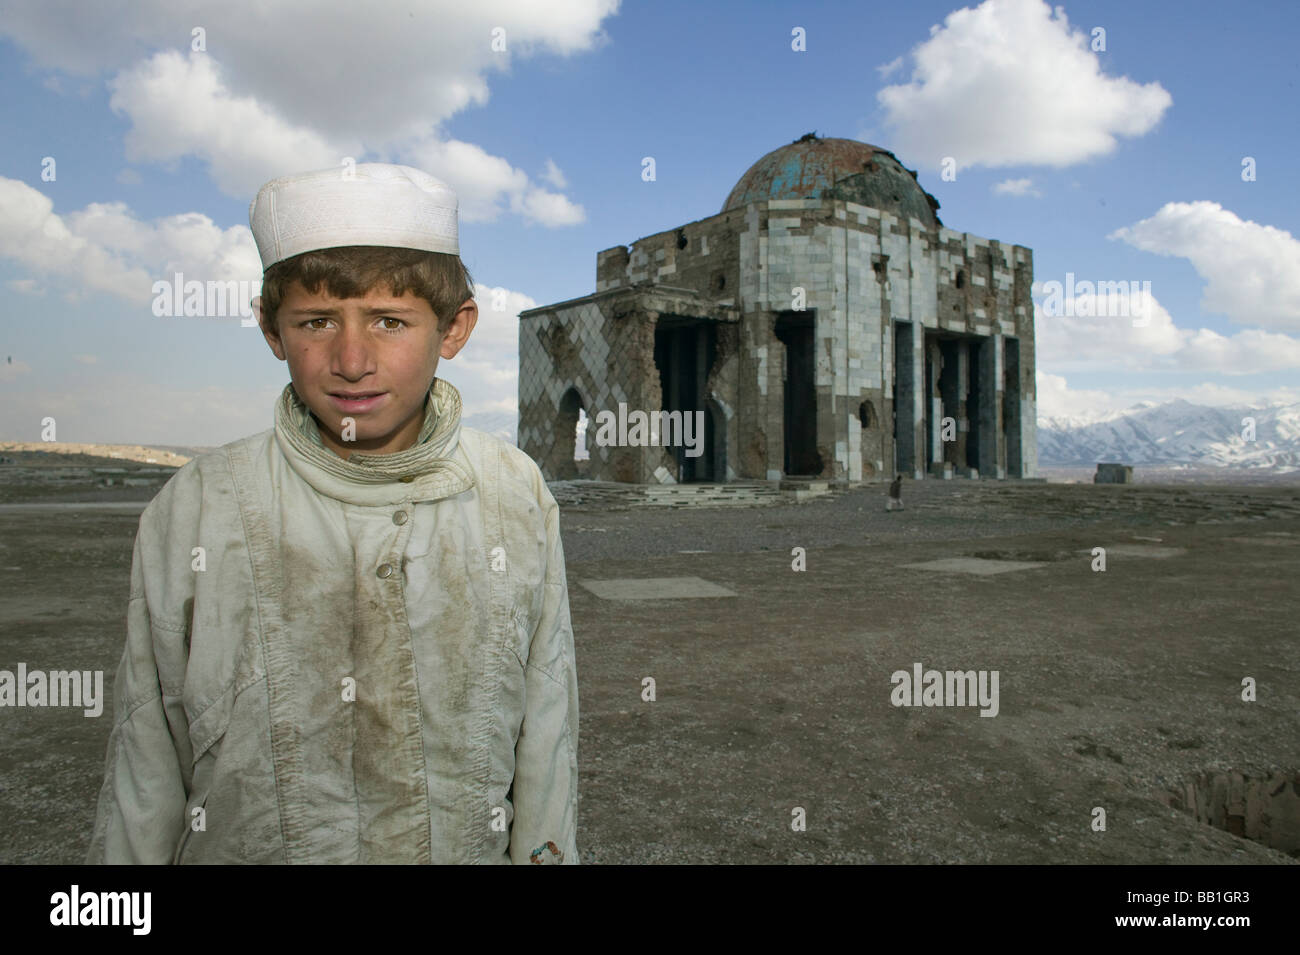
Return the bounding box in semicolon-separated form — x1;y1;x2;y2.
272;378;475;505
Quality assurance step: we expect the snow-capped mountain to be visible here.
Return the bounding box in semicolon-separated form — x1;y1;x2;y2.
462;411;518;445
461;401;1300;471
1037;399;1300;470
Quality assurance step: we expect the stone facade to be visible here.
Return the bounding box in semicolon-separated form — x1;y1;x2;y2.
518;135;1037;484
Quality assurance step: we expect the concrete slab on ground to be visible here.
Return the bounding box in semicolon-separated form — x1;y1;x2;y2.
902;557;1049;575
578;576;738;600
1087;544;1188;559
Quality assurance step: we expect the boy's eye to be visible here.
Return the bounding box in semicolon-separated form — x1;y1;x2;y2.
297;317;405;330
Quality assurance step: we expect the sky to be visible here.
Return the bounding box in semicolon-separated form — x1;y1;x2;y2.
1;0;1298;445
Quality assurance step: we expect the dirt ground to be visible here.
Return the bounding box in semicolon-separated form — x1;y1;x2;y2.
1;468;1297;864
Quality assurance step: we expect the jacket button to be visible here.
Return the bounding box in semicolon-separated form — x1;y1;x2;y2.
399;475;415;483
376;563;394;579
393;510;409;525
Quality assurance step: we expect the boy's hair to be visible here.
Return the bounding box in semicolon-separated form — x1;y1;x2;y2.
259;245;475;334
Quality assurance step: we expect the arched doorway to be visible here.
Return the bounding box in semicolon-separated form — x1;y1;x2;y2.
654;316;721;483
858;399;879;478
553;386;585;479
696;397;726;482
774;310;821;476
858;399;877;429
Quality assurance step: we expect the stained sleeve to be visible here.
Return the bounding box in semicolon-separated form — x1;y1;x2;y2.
86;520;192;864
508;487;580;865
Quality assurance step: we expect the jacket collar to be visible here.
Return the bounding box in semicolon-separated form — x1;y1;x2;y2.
273;378;475;506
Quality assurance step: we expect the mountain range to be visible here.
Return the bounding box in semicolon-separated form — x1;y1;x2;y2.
462;411;520;446
1036;399;1300;471
470;400;1300;472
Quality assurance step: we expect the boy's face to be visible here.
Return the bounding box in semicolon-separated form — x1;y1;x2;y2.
258;280;477;459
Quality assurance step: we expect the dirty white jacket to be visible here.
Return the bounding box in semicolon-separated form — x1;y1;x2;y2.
87;379;578;864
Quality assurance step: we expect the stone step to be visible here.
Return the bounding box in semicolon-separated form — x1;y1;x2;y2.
547;479;818;508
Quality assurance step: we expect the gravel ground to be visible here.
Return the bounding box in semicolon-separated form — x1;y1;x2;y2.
557;479;1300;561
2;474;1297;864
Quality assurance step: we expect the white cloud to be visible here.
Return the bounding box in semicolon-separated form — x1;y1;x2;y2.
992;177;1041;197
1034;287;1300;374
65;201;261;280
470;283;537;352
72;354;98;364
6;278;41;294
108;51;349;199
106;51;585;226
1036;370;1300;423
1035;371;1119;420
1110;201;1300;332
437;283;539;415
1;177;153;303
541;158;568;190
5;1;610;222
877;0;1171;168
408;138;585;225
0;176;261;307
876;56;903;79
516;188;585;227
0;172;550;355
442;353;522;416
3;1;617;136
1168;381;1300;407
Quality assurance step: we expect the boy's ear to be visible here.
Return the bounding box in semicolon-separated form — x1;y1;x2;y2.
253;295;288;361
439;297;478;360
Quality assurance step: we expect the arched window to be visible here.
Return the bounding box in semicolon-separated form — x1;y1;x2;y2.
574;407;590;461
554;387;586;479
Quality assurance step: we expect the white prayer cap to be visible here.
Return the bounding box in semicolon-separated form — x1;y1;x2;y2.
249;163;459;271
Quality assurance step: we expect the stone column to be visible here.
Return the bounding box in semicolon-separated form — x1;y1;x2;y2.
1004;336;1022;478
977;334;1003;479
892;320;924;479
928;338;944;470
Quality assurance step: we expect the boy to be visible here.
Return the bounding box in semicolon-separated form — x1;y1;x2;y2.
86;164;578;864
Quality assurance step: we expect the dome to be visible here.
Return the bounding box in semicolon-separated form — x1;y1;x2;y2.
721;133;941;227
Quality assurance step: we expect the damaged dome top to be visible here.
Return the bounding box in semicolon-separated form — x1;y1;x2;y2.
721;133;941;227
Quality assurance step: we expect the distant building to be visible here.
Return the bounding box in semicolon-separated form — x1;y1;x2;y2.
1095;462;1134;484
518;133;1037;483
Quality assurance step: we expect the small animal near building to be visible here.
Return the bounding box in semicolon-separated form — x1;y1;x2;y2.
517;133;1038;484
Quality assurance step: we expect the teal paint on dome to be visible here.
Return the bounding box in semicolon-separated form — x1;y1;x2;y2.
722;134;941;227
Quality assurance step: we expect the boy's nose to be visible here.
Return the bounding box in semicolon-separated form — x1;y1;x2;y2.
332;324;376;376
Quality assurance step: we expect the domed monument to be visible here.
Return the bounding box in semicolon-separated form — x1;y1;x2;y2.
518;133;1036;485
721;134;941;228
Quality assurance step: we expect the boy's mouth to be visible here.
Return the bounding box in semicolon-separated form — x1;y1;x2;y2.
328;390;388;413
